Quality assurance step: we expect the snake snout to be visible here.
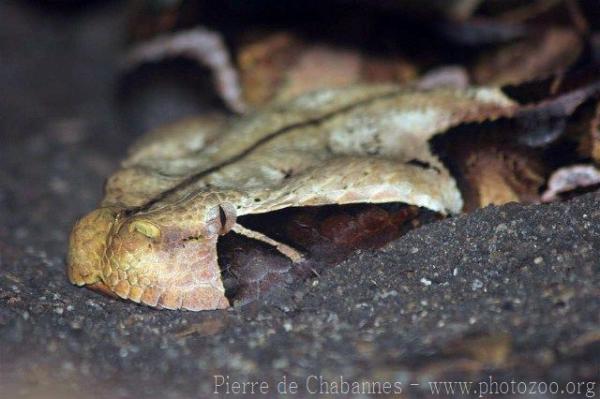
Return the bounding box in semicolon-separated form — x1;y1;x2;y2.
68;207;117;286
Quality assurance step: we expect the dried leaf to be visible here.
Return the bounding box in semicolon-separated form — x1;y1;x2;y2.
237;32;417;107
415;66;470;90
123;27;246;113
577;101;600;163
512;70;600;147
448;144;544;211
237;32;300;107
473;28;582;85
174;318;226;338
444;333;512;368
541;164;600;202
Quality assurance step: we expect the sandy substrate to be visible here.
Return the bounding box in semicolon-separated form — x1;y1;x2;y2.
1;2;599;398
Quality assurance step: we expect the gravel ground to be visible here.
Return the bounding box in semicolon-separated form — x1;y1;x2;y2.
1;2;599;398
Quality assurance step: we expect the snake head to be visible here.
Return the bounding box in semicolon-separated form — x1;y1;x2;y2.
68;203;233;311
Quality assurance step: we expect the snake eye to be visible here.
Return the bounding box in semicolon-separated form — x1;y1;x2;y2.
206;203;237;236
129;220;161;238
218;203;237;235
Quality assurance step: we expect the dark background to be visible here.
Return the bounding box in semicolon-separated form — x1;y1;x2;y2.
1;1;599;398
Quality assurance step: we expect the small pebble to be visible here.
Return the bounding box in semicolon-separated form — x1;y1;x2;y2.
471;279;483;290
495;223;507;233
283;321;293;332
272;358;289;369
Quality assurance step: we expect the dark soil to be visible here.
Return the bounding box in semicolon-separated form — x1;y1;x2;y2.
1;2;599;398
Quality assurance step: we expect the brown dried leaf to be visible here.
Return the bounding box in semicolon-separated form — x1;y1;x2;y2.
174;318;226;338
473;28;582;86
444;333;513;368
237;32;417;107
275;45;363;102
577;101;600;163
237;32;301;107
457;146;545;211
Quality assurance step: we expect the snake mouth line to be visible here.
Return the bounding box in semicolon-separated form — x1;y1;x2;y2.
87;281;119;298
